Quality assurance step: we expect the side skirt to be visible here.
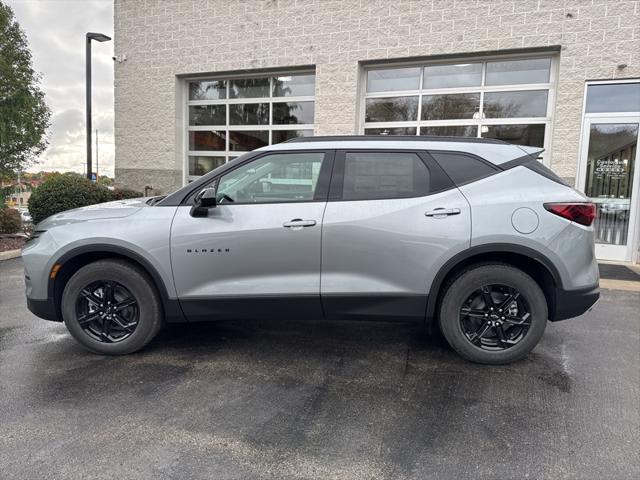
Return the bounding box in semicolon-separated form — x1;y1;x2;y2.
175;294;429;323
178;295;324;322
322;294;428;322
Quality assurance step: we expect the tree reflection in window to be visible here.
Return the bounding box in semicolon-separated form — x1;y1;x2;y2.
421;94;480;120
484;91;548;118
482;125;545;147
273;102;314;124
365;97;419;122
189;80;226;100
229;103;269;125
273;74;315;97
189;105;226;126
229;78;270;98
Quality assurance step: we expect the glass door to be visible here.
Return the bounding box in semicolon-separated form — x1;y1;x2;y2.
578;117;640;261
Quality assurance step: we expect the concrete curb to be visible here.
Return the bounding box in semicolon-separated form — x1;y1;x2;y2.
0;249;21;261
599;278;640;292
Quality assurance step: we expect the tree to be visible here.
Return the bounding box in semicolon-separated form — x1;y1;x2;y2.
0;2;51;177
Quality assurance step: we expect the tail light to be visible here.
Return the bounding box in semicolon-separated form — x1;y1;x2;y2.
543;202;596;226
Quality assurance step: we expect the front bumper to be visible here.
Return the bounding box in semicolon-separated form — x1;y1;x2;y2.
27;297;61;322
551;284;600;321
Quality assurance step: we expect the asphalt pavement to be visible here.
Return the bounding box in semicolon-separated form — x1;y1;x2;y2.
1;257;639;480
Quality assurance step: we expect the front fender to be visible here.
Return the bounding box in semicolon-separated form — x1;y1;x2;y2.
44;242;185;323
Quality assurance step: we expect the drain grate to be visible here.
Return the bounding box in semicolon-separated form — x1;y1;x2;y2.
598;264;640;282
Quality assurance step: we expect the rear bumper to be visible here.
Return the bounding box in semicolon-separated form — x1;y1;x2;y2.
551;283;600;321
27;297;61;322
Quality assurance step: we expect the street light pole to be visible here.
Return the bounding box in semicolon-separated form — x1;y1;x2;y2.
85;32;111;181
96;128;99;183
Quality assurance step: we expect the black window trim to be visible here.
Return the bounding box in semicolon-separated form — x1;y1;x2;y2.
499;153;541;170
328;148;455;202
176;149;335;206
425;149;501;188
500;152;566;185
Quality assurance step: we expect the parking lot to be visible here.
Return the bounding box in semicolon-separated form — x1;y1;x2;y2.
0;257;638;480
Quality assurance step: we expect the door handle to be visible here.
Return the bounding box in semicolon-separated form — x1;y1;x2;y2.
283;219;317;228
425;208;461;217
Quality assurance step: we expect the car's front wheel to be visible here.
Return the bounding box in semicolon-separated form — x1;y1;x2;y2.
61;259;163;355
438;264;547;364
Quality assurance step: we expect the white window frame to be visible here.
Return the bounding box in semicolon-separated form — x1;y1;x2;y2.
183;70;315;184
576;78;640;262
358;52;559;165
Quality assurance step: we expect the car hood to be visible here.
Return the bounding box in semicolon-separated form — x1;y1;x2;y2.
36;197;151;229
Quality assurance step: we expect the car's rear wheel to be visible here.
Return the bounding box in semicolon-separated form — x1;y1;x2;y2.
61;259;163;355
439;264;547;364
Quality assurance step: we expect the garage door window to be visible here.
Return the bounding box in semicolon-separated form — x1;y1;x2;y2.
362;56;555;163
186;72;315;182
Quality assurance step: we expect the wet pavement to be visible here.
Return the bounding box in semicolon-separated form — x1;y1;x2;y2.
1;257;639;479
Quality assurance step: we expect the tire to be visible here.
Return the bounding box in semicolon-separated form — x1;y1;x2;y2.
438;263;547;365
61;259;163;355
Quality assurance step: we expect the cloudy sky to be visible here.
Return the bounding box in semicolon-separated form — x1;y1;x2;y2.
8;0;115;177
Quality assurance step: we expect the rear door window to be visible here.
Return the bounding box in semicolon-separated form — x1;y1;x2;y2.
340;152;431;200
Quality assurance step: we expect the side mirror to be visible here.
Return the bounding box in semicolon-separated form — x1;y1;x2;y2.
190;188;217;217
199;188;217;208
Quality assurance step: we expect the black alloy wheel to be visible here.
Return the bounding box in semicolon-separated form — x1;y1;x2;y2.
459;284;531;351
75;280;140;343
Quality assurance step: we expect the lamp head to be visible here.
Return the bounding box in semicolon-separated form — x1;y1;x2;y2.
87;32;111;42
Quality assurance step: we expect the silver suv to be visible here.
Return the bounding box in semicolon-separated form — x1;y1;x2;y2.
23;136;600;364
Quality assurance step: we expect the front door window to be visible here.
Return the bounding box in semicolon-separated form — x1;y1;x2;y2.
216;152;325;204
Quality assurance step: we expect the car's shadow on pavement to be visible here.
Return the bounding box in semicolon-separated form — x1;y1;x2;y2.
32;317;574;399
153;318;446;357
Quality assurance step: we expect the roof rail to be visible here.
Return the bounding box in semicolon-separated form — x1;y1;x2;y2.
284;135;507;145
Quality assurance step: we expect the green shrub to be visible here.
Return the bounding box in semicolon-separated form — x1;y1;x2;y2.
27;174;144;224
0;208;22;234
110;188;143;200
28;174;112;224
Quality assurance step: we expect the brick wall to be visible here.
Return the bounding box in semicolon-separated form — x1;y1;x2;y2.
114;0;640;193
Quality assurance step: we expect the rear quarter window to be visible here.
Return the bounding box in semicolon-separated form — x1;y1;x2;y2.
429;151;499;186
524;159;567;185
